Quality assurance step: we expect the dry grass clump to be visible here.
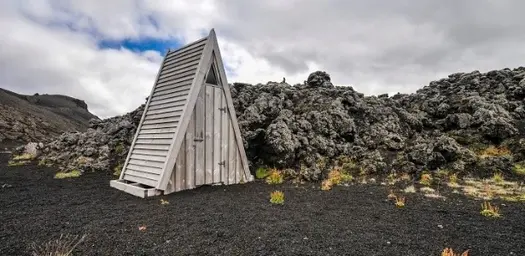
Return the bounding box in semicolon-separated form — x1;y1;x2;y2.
265;169;284;184
270;190;284;205
419;172;433;186
320;168;353;191
30;234;87;256
441;247;469;256
478;145;511;159
480;201;501;218
54;170;81;179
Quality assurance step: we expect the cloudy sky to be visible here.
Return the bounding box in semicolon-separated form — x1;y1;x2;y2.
1;0;524;118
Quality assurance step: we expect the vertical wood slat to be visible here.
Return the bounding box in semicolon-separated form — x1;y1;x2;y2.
205;86;214;184
236;149;243;183
221;89;229;185
185;111;195;189
213;87;222;183
228;117;237;185
195;87;205;186
176;139;186;191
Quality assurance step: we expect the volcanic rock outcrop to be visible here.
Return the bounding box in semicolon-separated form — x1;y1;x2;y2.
27;67;525;181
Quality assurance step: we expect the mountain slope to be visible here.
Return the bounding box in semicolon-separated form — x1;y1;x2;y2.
0;88;99;147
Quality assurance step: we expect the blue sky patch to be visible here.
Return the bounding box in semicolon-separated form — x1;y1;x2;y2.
98;37;183;55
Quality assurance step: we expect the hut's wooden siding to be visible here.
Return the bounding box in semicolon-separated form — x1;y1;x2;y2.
120;38;208;186
164;84;248;194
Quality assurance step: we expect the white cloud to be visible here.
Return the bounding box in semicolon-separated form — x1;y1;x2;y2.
1;0;525;118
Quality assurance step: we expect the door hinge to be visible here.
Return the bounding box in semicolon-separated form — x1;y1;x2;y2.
218;107;227;112
218;160;225;166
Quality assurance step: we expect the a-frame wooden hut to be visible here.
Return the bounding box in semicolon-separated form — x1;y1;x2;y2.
110;29;253;198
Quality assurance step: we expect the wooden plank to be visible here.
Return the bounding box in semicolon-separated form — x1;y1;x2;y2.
165;47;205;66
228;118;236;185
148;95;187;107
153;84;192;97
139;127;178;134
126;164;162;175
110;180;160;198
236;149;243;183
140;122;178;130
124;169;160;180
163;52;203;71
145;111;183;121
147;101;185;111
134;138;173;145
156;29;214;190
131;149;168;157
137;133;174;140
166;38;206;60
158;65;198;81
176;139;186;192
157;69;197;84
141;116;179;125
133;144;170;151
146;106;185;116
221;90;229;184
120;51;169;180
213;86;222;184
194;86;205;186
130;153;166;162
155;78;193;92
151;89;191;102
161;59;201;74
210;30;252;180
205;85;214;184
123;173;158;187
128;159;165;169
185;111;195;189
155;74;195;89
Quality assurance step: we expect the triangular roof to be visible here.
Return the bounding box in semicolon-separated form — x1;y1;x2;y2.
111;29;252;197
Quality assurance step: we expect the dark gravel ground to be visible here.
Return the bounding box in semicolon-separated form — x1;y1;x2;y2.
1;153;525;256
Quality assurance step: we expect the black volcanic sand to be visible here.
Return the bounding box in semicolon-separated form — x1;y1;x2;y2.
1;153;524;256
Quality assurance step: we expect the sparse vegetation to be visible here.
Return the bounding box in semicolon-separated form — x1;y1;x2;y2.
492;172;504;185
54;170;82;179
478;145;511;159
113;163;123;177
255;167;270;179
419;172;432;186
114;143;125;154
30;234;87;256
441;247;469;256
269;190;284;205
13;153;35;161
160;199;169;205
403;185;416;193
8;160;28;166
480;201;501;218
394;196;405;208
512;163;525;176
265;169;284;184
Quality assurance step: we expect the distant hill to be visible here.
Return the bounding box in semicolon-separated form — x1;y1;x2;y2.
0;88;99;148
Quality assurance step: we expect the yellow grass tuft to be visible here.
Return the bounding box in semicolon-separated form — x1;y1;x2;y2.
394;196;405;208
478;145;511;159
265;169;284;184
441;247;469;256
419;172;432;186
512;163;525;176
54;170;81;179
269;190;284;205
480;201;501;218
30;234;87;256
160;199;169;205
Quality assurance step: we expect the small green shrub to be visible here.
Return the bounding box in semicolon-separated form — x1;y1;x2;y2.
512;163;525;176
113;163;123;177
419;172;433;186
255;167;269;179
114;143;125;154
55;170;81;179
8;160;28;166
270;190;284;205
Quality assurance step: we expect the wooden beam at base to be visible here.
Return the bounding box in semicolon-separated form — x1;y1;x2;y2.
110;180;162;198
